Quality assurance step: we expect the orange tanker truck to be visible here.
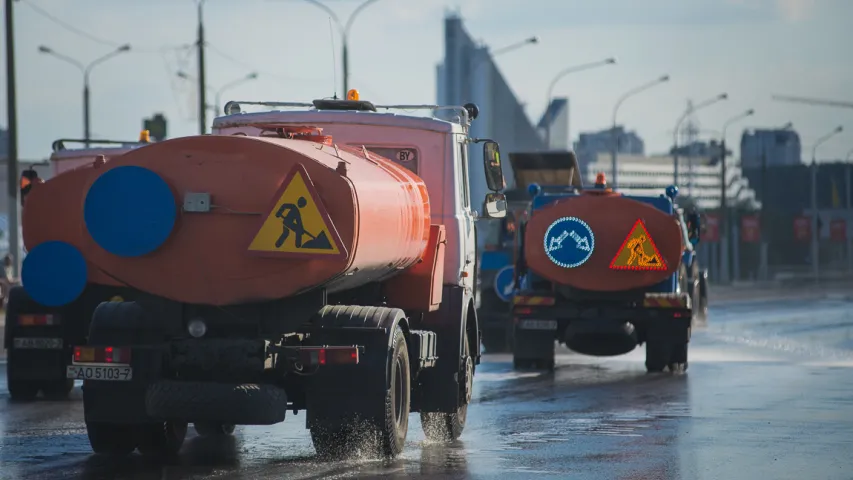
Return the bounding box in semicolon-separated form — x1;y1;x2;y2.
5;134;152;402
18;93;507;459
511;152;705;372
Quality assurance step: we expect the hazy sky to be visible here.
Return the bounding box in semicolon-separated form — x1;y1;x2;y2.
2;0;851;161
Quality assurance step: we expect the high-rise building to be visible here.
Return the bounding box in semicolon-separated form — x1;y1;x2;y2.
537;98;570;151
573;126;644;175
740;128;801;168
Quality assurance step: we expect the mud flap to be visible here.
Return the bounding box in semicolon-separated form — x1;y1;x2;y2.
304;305;406;430
416;286;473;413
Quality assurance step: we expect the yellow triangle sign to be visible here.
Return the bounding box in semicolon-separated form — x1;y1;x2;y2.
248;164;346;258
610;219;667;271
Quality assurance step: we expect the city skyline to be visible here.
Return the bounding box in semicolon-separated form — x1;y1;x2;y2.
1;0;850;161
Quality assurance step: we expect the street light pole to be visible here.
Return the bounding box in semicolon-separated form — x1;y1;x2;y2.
38;44;131;147
847;148;853;273
215;72;259;114
718;108;755;284
197;0;207;135
610;74;670;187
772;95;853;110
672;93;728;186
468;36;538;123
5;0;20;276
296;0;381;95
543;57;617;149
811;125;844;282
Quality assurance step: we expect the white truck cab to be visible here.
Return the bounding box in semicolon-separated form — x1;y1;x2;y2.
211;92;508;294
48;132;153;177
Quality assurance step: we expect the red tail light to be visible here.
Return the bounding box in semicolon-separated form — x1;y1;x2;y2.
17;314;59;326
299;346;360;367
73;346;132;365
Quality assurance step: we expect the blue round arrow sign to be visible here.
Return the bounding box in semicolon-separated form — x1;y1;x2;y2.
543;216;595;268
493;265;515;302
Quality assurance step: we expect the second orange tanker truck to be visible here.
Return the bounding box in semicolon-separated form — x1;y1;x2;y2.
510;152;704;372
19;93;507;458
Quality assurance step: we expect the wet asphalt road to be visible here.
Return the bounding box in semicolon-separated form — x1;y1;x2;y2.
2;294;853;480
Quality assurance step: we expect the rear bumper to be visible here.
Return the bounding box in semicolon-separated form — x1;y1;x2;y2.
512;293;692;340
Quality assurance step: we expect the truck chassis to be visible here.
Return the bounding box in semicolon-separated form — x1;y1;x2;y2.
71;284;478;458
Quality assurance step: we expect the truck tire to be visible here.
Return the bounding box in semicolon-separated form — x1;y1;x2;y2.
86;422;138;456
420;332;472;442
42;379;75;399
194;422;236;436
310;324;411;458
645;337;689;373
137;421;188;457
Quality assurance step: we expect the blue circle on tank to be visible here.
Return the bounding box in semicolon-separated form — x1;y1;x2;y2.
22;241;88;307
84;165;177;257
543;216;595;268
493;265;516;302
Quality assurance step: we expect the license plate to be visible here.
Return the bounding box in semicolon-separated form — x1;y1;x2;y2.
13;337;63;349
66;365;133;381
519;320;558;330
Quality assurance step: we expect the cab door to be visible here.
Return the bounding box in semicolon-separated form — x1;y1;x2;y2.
456;134;475;291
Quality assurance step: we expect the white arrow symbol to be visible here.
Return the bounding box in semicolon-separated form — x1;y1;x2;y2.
569;230;591;252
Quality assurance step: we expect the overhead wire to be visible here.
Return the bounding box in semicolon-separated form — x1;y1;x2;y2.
21;0;189;54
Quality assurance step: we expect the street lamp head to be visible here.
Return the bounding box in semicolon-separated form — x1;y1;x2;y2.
38;45;52;54
718;93;729;100
745;109;755;116
118;44;131;52
605;57;617;64
835;126;844;133
526;36;539;44
247;72;259;80
659;75;670;82
177;71;189;79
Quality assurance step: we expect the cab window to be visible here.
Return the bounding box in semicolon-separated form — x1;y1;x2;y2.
458;140;470;209
361;146;419;174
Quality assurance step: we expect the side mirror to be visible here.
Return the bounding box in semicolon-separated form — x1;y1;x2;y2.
482;192;507;219
687;212;701;245
482;140;504;192
20;169;42;207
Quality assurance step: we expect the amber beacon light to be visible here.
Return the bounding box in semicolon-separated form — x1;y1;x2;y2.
347;89;360;101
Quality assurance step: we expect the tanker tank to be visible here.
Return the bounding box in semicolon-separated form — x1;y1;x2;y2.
21;128;431;307
523;189;684;292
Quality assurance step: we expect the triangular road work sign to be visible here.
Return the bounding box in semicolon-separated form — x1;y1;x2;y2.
248;164;346;258
610;219;667;271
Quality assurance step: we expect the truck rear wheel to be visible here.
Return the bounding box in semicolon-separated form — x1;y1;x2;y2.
6;358;39;401
645;339;689;373
420;332;472;442
42;379;75;399
7;379;39;401
137;421;187;457
310;324;411;458
86;422;138;456
194;422;235;436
